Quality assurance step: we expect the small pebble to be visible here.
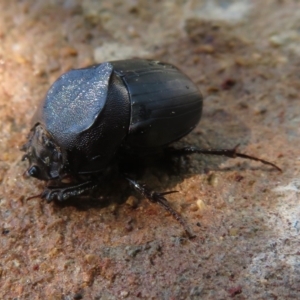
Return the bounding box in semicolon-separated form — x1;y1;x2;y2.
228;196;235;203
229;228;239;236
126;196;139;208
196;199;207;211
207;173;218;186
190;203;198;212
120;290;129;298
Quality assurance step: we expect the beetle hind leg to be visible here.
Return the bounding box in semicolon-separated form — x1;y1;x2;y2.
41;180;99;202
125;177;195;239
165;144;281;172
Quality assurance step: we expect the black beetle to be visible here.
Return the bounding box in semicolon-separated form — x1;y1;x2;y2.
21;59;280;237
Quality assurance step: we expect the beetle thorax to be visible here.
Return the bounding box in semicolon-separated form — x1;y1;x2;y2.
22;124;66;181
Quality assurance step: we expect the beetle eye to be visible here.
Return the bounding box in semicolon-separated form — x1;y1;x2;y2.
28;166;39;178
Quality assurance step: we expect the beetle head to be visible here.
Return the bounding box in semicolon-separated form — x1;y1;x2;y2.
21;124;66;181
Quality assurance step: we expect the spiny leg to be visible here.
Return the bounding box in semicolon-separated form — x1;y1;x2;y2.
41;180;99;202
126;177;195;239
165;144;282;172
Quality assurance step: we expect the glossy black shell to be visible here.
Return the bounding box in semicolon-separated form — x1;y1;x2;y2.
33;59;203;175
111;60;202;149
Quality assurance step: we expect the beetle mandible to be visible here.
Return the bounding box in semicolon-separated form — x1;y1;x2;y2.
21;59;281;238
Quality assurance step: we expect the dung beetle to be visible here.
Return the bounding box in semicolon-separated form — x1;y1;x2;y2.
21;59;281;238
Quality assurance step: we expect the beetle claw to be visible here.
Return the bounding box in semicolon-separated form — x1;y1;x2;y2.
26;193;43;201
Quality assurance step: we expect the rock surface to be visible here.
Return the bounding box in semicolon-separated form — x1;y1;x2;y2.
0;0;299;299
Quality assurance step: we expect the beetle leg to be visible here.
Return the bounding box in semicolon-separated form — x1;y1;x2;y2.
41;180;99;202
166;145;281;171
125;177;195;239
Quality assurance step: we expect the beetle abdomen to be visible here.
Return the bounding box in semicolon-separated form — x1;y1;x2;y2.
111;60;203;149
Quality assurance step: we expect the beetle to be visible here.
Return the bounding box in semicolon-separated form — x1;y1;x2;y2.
21;59;281;238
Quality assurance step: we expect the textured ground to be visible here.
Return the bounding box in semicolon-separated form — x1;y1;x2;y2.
0;0;300;299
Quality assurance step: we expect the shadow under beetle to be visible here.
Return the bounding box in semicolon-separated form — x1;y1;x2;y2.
21;59;281;238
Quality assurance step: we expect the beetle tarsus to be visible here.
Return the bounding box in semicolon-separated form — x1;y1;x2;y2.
41;180;99;202
166;145;281;172
126;177;195;239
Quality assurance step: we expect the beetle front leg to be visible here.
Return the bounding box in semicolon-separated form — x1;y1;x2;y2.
165;145;281;171
41;180;99;202
125;177;195;239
